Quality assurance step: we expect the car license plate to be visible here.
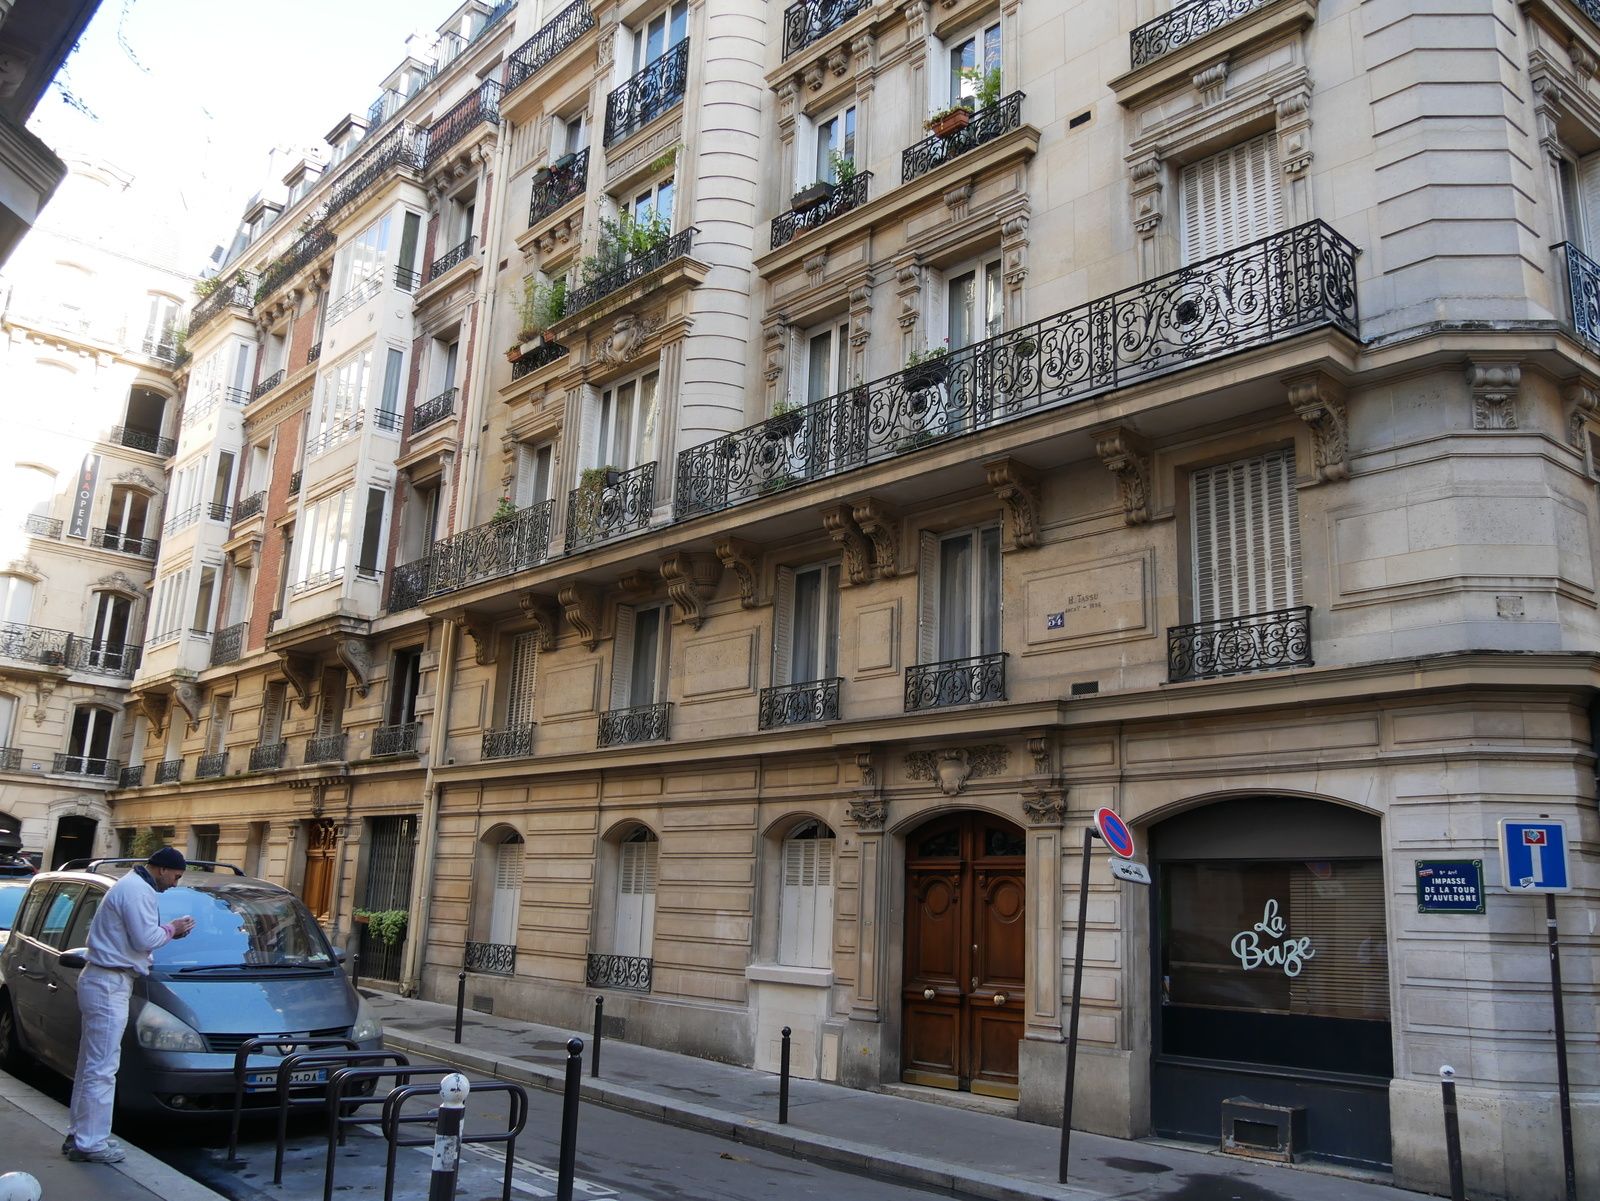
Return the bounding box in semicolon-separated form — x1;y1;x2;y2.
245;1068;327;1092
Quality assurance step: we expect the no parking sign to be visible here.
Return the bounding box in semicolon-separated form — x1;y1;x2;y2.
1094;807;1136;858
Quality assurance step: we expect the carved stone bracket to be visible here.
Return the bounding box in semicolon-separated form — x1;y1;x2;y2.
822;504;873;585
278;653;316;709
985;457;1041;549
1021;786;1069;826
134;690;170;737
905;744;1008;795
335;637;374;697
616;569;655;598
854;751;876;789
457;614;497;666
1093;425;1153;524
172;680;204;731
1129;153;1163;241
1565;378;1600;449
558;584;601;651
847;797;887;831
518;593;559;651
1286;372;1350;482
660;552;721;630
1027;735;1053;776
714;539;758;608
852;497;900;578
1467;360;1522;431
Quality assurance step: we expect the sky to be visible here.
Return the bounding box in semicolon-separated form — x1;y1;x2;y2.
27;0;454;275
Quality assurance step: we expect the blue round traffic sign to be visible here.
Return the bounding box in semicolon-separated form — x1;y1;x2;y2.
1095;807;1135;859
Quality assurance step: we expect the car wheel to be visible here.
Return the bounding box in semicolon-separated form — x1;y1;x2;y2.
0;993;28;1072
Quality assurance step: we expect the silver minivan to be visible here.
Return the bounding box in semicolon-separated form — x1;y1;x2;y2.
0;861;382;1114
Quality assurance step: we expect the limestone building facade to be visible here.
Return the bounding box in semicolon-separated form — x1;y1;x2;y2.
109;1;1600;1196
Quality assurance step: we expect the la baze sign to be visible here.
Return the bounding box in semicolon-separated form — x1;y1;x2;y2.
1230;899;1314;977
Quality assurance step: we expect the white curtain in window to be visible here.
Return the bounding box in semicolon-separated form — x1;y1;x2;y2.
1190;449;1302;623
1179;132;1285;264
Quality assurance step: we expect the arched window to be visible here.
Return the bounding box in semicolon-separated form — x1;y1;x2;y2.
488;830;524;947
778;821;835;968
613;826;658;959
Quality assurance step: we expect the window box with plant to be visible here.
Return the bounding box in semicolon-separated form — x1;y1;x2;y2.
791;180;835;213
766;399;805;440
354;908;408;946
508;277;567;361
926;66;1002;138
580;464;621;494
902;341;950;392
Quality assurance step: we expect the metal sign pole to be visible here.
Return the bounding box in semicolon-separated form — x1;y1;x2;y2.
1545;892;1576;1201
1058;824;1097;1184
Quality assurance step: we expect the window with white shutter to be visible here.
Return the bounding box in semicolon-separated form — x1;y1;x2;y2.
506;631;539;728
778;821;835;968
918;525;1002;664
1179;132;1285;265
610;604;668;707
489;833;524;946
613;828;658;958
1189;449;1302;623
772;562;840;685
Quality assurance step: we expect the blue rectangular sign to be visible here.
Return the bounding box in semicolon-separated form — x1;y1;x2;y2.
1415;860;1485;913
1498;819;1572;894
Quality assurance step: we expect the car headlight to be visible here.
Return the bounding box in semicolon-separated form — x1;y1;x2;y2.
350;998;382;1044
135;1001;206;1052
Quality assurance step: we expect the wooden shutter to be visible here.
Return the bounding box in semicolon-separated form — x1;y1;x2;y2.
772;566;795;686
1180;132;1285;264
1190;449;1301;622
489;839;523;946
615;836;658;957
506;632;539;727
609;605;636;708
779;832;835;968
916;530;938;663
512;444;534;508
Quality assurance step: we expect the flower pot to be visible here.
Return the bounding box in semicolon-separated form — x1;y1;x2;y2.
791;181;835;213
506;346;523;363
552;152;577;170
532;167;552;185
928;108;972;138
765;410;803;439
353;913;371;926
902;358;949;392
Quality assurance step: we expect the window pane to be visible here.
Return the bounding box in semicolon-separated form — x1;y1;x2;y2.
635;372;659;464
807;333;833;404
948;270;976;350
824;564;841;677
630;607;660;703
938;534;973;660
980;526;1001;655
793;569;820;682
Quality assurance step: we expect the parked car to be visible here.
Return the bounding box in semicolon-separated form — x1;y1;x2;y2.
0;880;30;949
0;860;381;1114
0;857;35;879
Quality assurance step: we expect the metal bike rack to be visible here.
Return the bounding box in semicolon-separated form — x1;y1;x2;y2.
225;1036;358;1166
271;1048;408;1184
380;1079;528;1201
321;1063;460;1201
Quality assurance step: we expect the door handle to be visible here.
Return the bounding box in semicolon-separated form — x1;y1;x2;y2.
922;988;936;1001
12;964;31;977
992;993;1007;1006
45;982;58;992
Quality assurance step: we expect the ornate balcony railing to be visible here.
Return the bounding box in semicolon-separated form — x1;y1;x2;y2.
586;952;652;993
187;274;255;338
565;227;696;316
210;622;246;667
771;170;871;249
596;701;670;748
0;621;72;667
68;640;141;677
483;723;535;760
426;500;553;597
110;425;177;457
252;369;286;400
1558;241;1600;348
904;652;1007;712
529;148;589;227
54;753;119;780
326;274;384;325
424;81;503;168
505;0;595;90
782;0;869;57
23;514;62;538
91;528;159;558
511;341;569;378
155;759;183;784
255;224;334;303
758;678;842;729
196;751;229;780
412;388;457;433
1130;0;1276;70
249;742;286;771
465;941;516;976
676;220;1358;519
902;92;1025;184
0;748;18;772
234;492;266;521
288;470;302;495
603;39;689;146
373;722;419;757
565;462;655;552
307;342;323;364
429;235;476;281
386;559;431;612
1167;606;1313;683
323;123;426;222
306;733;347;763
118;764;144;788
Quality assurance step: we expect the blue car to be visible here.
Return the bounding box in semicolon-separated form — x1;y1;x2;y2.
0;860;382;1114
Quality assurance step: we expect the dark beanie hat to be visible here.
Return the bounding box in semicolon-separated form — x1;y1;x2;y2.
148;847;186;871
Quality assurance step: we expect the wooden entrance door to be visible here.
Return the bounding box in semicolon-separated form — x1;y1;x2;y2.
302;818;338;922
902;813;1026;1098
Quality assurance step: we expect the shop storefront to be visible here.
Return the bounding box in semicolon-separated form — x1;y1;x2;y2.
1150;797;1392;1167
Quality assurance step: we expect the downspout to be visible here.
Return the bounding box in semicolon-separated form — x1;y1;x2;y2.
400;613;458;995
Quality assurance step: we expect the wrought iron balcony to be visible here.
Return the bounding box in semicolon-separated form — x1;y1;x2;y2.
249;742;286;771
413;388;457;433
184;385;250;423
326;274;384;325
323;123;426;223
307;342;323;363
1558;241;1600;348
306;733;347;763
505;0;595;90
164;504;200;533
1167;606;1312;683
511;341;569;378
118;764;144;788
529;148;589;227
904;653;1007;712
429;235;476;281
676;220;1359;519
196;751;229;779
0;622;72;668
483;723;535;760
465;941;516;976
586;952;652;993
288;470;302;495
110;425;177;457
210;622;246;667
373;722;419;757
782;0;869;57
234;492;266;521
1131;0;1277;70
140;335;179;363
426;499;552;596
772;171;871;250
373;409;403;434
156;759;183;784
252;369;285;400
256;225;335;303
0;747;17;771
386;559;431;612
54;754;119;780
603;39;689;147
759;677;842;729
69;640;141;677
902;92;1025;184
187;274;254;338
424;81;503;168
23;514;61;538
367;87;405;129
596;701;670;748
565;227;695;317
565;462;655;552
207;502;232;523
90;528;159;558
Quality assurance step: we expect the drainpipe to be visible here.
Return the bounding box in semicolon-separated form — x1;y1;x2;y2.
400;613;459;996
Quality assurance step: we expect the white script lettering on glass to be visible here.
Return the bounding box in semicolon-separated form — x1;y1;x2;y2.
1230;899;1315;978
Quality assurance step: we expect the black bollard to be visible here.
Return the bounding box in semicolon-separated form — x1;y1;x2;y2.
778;1026;791;1125
556;1037;584;1201
1441;1066;1465;1201
427;1073;470;1201
590;996;604;1078
351;952;361;993
454;968;466;1044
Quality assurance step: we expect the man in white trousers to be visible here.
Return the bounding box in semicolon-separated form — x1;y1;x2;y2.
64;846;194;1163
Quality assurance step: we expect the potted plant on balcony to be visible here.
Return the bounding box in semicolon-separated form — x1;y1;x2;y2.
531;162;552;186
902;341;950;392
765;398;805;440
580;464;621;493
830;150;859;187
552;150;578;171
491;494;518;524
926;102;971;139
515;277;566;349
193;276;222;299
791;178;835;213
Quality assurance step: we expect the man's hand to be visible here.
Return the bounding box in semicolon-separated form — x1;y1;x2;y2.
170;916;195;939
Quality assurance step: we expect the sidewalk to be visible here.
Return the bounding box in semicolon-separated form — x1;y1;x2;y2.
0;1069;226;1201
366;989;1432;1201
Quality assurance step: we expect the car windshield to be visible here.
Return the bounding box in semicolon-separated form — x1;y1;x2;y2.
152;882;332;969
0;883;28;929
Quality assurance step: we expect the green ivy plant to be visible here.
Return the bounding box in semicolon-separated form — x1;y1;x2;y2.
828;149;858;186
516;277;567;342
356;908;408;946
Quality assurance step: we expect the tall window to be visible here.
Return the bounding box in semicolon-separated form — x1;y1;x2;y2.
625;177;674;229
947;19;1000;107
294;488;355;587
947;258;1003;351
1189;449;1302;623
559;113;587;155
0;693;17;748
612;827;658;958
596;371;659;469
505;631;539;729
105;486;151;549
631;1;687;72
513;443;554;507
917;525;1001;670
388;648;422;726
86;592;133;669
65;706;115;773
805;321;850;405
261;681;287;745
192;565;218;632
378;348;404;425
14;464;55;526
150;568;189;641
333;213;393;299
141;294;181;354
1179;132;1285;265
610;605;669;709
812;104;856;185
398;211;423;281
0;575;34;625
488;831;524;947
314;350;372;445
778;821;835;968
318;668;346;736
773;562;840;685
430;338;460;395
210;451;236;516
357;488;388;577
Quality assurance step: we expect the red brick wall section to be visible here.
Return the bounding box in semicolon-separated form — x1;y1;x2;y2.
289;301;318;369
421;212;440;283
247;407;305;653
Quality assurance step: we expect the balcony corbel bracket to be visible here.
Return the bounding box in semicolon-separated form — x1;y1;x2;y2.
1565;377;1600;448
451;611;497;666
278;652;317;710
173;680;204;732
518;593;559;651
1093;425;1153;525
335;637;374;698
617;569;655;599
558;584;602;651
1285;371;1350;482
985;457;1042;550
822;504;873;585
851;497;900;578
133;689;170;738
660;552;721;630
714;539;759;608
1467;359;1522;431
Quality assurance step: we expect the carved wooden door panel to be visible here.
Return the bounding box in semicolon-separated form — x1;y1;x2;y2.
968;823;1027;1098
302;818;338;923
